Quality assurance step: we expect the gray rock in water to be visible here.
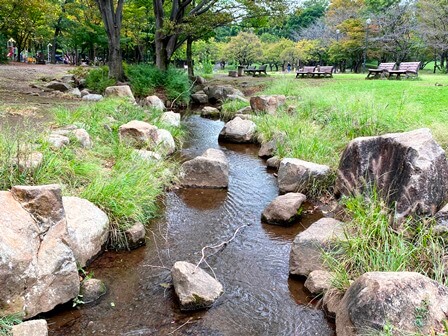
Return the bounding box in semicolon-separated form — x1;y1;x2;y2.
336;128;448;219
278;158;330;194
118;120;158;149
12;320;48;336
82;94;103;101
201;106;220;118
336;272;448;336
266;156;281;169
261;192;306;225
63;196;109;267
181;148;229;188
46;81;72;92
160;111;181;127
218;117;257;143
250;95;286;114
80;278;107;304
258;140;276;158
104;85;135;102
155;129;176;155
125;222;146;249
290;217;344;276
304;270;333;295
144;95;165;110
171;261;223;311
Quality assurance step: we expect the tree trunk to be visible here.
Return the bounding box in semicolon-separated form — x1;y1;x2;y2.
186;37;194;77
95;0;125;81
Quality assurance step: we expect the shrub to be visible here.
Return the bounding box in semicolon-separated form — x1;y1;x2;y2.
85;66;116;93
125;64;164;97
0;34;8;64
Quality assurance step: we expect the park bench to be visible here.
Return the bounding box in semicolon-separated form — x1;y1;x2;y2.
313;66;334;78
244;66;256;75
249;64;267;76
296;66;316;78
366;62;396;79
387;61;421;79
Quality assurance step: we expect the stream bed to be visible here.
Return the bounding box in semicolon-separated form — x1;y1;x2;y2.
47;115;334;336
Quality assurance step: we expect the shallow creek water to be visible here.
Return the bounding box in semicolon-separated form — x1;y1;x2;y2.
47;115;334;336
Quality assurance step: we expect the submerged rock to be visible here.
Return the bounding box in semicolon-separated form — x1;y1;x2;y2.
290;217;344;276
261;192;306;225
180;148;229;188
336;128;448;219
171;261;223;311
218;117;257;143
125;222;146;249
80;278;107;304
336;272;448;336
304;270;332;295
278;158;330;194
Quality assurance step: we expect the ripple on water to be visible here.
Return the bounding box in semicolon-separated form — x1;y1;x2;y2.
46;115;333;336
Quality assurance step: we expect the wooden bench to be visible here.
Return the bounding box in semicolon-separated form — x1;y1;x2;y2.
296;66;316;78
313;66;334;78
366;62;396;79
244;65;267;76
387;61;421;79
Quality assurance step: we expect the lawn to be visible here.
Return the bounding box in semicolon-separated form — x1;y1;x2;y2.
254;72;448;168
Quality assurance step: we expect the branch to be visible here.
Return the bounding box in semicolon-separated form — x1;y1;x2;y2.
194;224;248;272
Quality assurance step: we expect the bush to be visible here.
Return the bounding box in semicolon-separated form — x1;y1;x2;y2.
0;34;8;64
85;66;116;93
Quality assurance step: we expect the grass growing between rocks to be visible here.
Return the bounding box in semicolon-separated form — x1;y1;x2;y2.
255;74;448;168
0;98;184;248
324;191;447;292
0;314;21;336
220;98;250;120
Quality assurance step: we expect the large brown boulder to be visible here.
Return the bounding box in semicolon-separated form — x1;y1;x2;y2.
336;272;448;336
261;192;306;225
250;95;286;114
0;187;79;318
336;128;448;218
278;158;331;194
63;196;109;267
118;120;158;148
218;117;257;143
203;85;244;104
180;149;229;188
290;218;344;276
104;85;135;102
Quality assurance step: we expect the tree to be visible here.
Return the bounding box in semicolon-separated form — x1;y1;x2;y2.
417;0;448;69
263;38;294;71
95;0;125;81
224;31;262;66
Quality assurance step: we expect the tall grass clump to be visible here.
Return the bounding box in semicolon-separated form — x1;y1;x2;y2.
85;66;116;93
220;99;250;120
0;314;22;336
325;190;447;291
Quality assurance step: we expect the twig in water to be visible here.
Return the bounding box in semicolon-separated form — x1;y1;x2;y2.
194;224;248;272
167;317;193;335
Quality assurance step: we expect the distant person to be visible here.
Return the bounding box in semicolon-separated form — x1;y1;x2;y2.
287;63;291;72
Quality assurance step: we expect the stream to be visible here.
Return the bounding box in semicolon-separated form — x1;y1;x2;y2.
47;115;334;336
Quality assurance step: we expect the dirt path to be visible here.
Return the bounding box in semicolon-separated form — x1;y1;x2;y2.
0;63;81;129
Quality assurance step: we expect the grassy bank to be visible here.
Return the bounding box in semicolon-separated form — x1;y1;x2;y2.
253;73;448;168
0;98;183;248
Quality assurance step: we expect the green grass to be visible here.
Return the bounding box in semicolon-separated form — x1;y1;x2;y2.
220;98;250;120
254;73;448;168
324;190;447;292
0;314;22;336
0;98;183;248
